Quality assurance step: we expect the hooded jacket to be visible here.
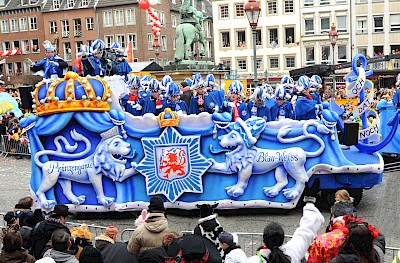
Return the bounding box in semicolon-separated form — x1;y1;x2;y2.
127;213;177;255
43;249;79;263
0;249;36;263
94;234;115;252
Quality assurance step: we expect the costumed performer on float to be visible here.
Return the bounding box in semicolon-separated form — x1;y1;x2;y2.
142;78;163;116
30;40;68;80
120;75;143;116
162;82;188;114
204;74;224;113
294;75;318;120
247;85;273;122
393;73;400;110
73;45;90;76
221;80;249;121
110;42;132;80
81;39;107;77
310;75;324;118
272;84;294;121
189;76;208;114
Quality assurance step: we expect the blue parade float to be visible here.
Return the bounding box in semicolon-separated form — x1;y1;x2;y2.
21;59;388;212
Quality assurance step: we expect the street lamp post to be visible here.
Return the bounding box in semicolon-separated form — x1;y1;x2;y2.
329;23;338;99
245;0;261;89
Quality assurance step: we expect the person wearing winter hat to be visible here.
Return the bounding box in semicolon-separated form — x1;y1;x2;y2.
218;232;247;263
94;226;118;252
79;246;104;263
43;229;78;263
0;228;36;263
127;196;179;255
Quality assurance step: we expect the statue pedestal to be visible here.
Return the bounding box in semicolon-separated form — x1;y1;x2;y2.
164;60;216;71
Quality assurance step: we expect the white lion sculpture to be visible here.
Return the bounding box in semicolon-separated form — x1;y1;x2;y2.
34;128;137;208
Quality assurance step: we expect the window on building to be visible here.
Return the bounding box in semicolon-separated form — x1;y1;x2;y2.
148;34;154;50
374;16;383;32
86;17;94;30
103;11;113;27
221;32;230;47
1;20;9;33
237;59;247;70
285;27;294;44
126;9;135;25
321;46;331;64
74;19;81;37
66;0;74;8
15;61;22;75
21;0;28;5
320;0;329;5
31;39;39;52
220;5;229;19
64;42;72;61
81;0;89;7
269;57;279;69
127;33;137;49
358;47;367;56
286;56;295;68
336;0;347;4
304;0;313;6
236;31;246;47
13;40;20;50
373;45;383;56
6;63;13;76
161;35;167;51
21;39;30;54
269;28;278;46
305;19;314;35
159;11;165;26
390;14;400;32
10;19;18;32
320;17;330;34
61;20;69;38
172;14;177;28
268;1;277;15
208;41;213;57
116;35;125;48
256;29;262;46
338;45;347;62
52;0;60;9
357;17;367;33
336;16;347;33
306;46;315;65
114;9;124;26
3;41;11;50
284;0;294;13
50;21;57;34
29;17;37;30
75;41;83;54
235;4;244;17
104;35;114;48
19;17;27;31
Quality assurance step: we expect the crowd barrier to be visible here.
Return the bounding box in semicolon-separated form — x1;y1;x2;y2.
0;212;399;261
0;134;30;158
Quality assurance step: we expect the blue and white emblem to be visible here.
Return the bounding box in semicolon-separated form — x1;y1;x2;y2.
137;127;211;202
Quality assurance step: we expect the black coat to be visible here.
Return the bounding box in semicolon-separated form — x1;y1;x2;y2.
102;242;138;263
329;254;360;263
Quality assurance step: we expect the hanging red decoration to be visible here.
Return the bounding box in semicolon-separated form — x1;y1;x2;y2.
139;0;150;10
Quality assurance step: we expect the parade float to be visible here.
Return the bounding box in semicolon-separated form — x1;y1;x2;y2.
20;54;390;212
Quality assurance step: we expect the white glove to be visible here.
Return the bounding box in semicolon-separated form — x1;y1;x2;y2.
228;102;235;108
132;104;142;110
213;105;219;113
49;61;59;67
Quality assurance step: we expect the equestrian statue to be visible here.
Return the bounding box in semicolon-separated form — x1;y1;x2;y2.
174;0;207;62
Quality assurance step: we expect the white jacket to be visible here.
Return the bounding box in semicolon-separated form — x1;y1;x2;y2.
247;203;324;263
225;247;248;263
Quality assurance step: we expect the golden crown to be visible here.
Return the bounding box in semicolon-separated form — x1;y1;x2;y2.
158;108;180;128
32;72;112;116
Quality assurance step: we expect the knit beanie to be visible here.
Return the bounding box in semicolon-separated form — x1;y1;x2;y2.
79;246;104;263
105;226;119;236
148;196;165;212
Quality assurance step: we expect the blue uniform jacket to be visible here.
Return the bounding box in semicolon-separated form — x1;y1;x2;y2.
221;99;249;120
162;99;188;114
271;101;294;120
248;100;273;122
82;55;106;77
142;96;163;116
111;59;132;80
295;96;317;120
121;93;143;116
31;55;68;79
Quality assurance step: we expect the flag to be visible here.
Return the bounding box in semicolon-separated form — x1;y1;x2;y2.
125;41;134;63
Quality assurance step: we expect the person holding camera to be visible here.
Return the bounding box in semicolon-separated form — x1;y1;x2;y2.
81;39;107;77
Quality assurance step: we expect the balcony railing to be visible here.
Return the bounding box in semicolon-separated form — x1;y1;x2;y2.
74;30;82;37
62;31;70;38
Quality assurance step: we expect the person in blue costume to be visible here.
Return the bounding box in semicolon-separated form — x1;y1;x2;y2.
140;75;152;97
393;73;400;110
248;85;272;121
81;39;107;77
30;40;68;80
159;75;173;97
221;80;249;121
272;84;294;120
162;82;188;114
188;77;208;115
142;79;163;116
110;42;132;79
294;75;318;120
280;75;296;98
120;75;143;116
204;74;224;113
310;75;324;117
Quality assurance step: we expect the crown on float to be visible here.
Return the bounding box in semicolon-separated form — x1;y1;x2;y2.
158;108;180;128
32;72;112;116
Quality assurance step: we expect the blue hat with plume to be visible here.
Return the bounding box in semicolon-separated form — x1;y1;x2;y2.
275;84;291;100
296;75;311;93
228;80;244;95
249;86;265;101
126;75;141;89
205;74;218;89
166;82;182;97
148;79;160;92
160;75;173;91
91;39;105;54
310;75;323;90
140;75;152;89
43;40;56;52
